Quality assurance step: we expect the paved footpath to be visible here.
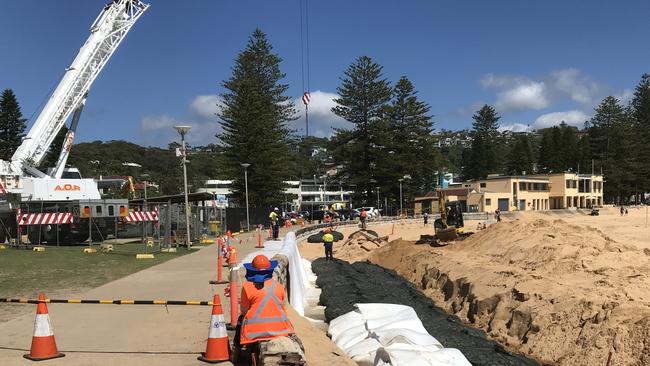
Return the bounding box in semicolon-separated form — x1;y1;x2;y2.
0;228;354;366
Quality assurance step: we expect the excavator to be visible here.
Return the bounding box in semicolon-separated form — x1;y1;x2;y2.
433;188;465;242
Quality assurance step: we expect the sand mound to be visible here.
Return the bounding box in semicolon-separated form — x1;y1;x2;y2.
366;216;650;366
334;231;392;262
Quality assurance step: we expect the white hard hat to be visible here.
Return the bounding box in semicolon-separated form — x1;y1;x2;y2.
274;207;279;211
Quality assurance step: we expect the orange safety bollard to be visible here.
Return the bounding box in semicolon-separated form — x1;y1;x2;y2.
268;227;273;239
226;267;239;330
197;294;230;363
210;238;228;285
256;225;264;249
24;293;65;361
228;246;237;267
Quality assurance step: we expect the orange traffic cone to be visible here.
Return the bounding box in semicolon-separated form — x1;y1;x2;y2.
228;247;237;266
198;294;230;363
23;293;65;361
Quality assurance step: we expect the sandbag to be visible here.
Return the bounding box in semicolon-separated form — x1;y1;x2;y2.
328;303;472;366
375;345;472;366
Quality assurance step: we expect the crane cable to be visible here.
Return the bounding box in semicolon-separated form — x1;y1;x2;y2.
299;0;311;137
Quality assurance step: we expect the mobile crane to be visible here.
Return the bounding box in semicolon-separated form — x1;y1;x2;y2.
0;0;149;244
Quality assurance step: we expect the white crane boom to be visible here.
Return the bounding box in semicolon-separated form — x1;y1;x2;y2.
7;0;149;178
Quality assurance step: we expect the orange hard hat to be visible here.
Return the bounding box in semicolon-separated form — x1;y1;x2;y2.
251;254;271;270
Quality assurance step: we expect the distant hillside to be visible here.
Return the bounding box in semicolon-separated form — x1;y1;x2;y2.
68;140;226;196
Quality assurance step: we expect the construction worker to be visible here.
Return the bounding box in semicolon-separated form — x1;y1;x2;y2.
269;207;280;240
236;255;295;348
322;228;335;262
360;208;367;230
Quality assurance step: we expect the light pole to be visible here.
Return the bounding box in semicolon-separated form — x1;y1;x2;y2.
241;163;251;232
174;125;192;248
398;178;404;216
376;186;380;211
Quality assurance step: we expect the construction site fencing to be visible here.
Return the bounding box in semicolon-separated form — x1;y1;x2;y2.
152;203;225;248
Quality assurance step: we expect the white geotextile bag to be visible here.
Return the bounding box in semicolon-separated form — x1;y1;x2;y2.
371;327;443;349
241;232;309;315
329;304;471;366
374;344;472;366
357;304;429;334
328;309;365;339
346;337;382;364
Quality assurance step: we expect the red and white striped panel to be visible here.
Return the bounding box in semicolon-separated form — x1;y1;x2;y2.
17;212;73;226
0;183;6;194
123;210;159;223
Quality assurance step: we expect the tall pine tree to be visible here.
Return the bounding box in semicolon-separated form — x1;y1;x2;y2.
465;105;500;179
505;134;534;175
382;76;438;206
0;89;27;161
589;96;635;202
630;73;650;197
217;29;296;207
331;56;392;205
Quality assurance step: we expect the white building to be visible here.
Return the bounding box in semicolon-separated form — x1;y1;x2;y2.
197;178;355;211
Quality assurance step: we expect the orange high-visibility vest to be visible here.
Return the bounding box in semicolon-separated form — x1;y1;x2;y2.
239;279;294;344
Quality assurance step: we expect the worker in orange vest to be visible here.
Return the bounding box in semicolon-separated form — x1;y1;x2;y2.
235;255;295;349
360;208;367;230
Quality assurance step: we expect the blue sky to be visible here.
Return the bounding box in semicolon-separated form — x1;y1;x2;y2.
1;0;649;146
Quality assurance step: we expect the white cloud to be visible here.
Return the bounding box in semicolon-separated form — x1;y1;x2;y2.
190;95;223;120
481;74;549;111
548;69;601;105
496;81;548;111
293;90;347;137
138;91;347;145
499;123;532;133
615;88;634;105
533;110;590;129
139;95;221;147
480;69;605;113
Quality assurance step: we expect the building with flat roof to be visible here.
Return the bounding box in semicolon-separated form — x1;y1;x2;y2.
413;172;604;213
197;178;354;211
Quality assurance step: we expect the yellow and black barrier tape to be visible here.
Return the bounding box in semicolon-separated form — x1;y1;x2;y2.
0;298;214;306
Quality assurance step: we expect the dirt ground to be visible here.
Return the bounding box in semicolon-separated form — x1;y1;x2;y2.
314;208;650;366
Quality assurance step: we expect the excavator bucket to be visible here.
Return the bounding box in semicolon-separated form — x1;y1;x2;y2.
435;227;458;242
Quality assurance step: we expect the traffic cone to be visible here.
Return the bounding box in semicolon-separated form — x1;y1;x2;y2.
256;225;264;249
197;294;230;363
23;293;65;361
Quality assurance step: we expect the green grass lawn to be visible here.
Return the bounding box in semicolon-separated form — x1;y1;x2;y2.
0;244;192;299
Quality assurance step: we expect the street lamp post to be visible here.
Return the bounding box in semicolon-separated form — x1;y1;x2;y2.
174;125;192;248
241;163;251;232
376;187;380;211
398;178;404;216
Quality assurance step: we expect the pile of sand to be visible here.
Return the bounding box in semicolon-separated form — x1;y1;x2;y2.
366;216;650;366
334;230;392;262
